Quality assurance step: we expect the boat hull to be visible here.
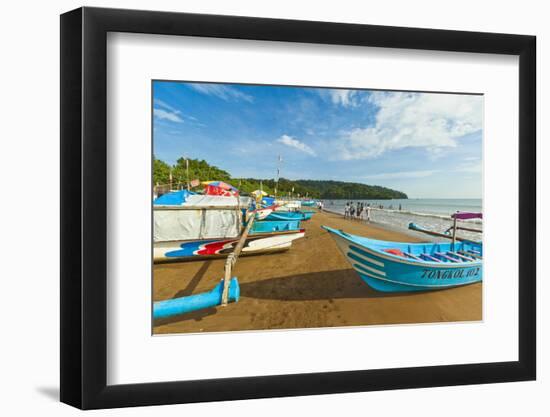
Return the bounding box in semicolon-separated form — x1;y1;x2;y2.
154;230;305;262
265;211;313;221
251;219;302;233
323;226;482;292
254;206;274;220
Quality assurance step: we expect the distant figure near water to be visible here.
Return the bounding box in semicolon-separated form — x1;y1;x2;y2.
356;203;363;221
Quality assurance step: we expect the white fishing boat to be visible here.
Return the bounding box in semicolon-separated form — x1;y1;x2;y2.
154;190;304;262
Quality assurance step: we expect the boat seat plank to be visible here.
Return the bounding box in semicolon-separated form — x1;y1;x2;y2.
420;253;441;262
435;252;460;263
463;250;483;259
445;252;464;262
404;252;422;261
448;251;475;262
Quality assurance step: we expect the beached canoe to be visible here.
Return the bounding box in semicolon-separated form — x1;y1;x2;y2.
154;229;305;262
301;200;316;207
253;205;275;220
323;226;482;292
265;211;314;221
251;219;302;233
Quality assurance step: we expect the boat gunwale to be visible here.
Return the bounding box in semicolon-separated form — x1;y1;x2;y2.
323;226;482;269
155;228;306;245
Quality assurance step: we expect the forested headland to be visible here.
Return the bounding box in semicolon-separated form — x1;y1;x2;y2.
154;157;407;200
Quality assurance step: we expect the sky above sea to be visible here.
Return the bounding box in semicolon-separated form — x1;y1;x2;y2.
153;81;483;199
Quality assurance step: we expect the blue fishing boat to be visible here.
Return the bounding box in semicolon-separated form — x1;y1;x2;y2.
300;210;316;220
265;210;314;221
251;220;302;234
301;200;316;207
323;226;482;292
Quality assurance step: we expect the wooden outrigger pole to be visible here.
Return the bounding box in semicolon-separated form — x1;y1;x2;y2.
451;216;458;251
221;213;255;306
409;211;483;245
409;223;472;242
453;225;483;233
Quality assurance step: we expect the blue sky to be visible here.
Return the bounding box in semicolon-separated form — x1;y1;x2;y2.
153;81;483;198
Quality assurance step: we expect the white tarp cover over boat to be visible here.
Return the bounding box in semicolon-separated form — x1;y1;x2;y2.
154;194;248;242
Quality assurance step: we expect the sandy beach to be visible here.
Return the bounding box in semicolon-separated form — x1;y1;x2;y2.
153;210;482;334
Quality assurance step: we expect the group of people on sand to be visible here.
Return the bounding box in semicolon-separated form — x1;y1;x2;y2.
344;201;371;222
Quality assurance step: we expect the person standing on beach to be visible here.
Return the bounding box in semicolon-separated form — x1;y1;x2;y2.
344;202;350;218
357;203;363;221
365;204;371;222
350;202;355;219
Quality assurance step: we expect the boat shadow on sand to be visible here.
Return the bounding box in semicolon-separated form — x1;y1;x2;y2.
153;268;461;327
239;269;448;301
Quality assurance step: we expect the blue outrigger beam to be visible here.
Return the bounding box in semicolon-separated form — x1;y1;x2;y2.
153;277;240;319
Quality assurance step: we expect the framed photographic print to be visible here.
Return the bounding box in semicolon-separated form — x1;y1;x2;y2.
60;6;536;409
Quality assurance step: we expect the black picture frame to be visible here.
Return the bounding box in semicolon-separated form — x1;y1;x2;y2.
60;6;536;410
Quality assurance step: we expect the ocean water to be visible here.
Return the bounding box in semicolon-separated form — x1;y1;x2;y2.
322;198;482;242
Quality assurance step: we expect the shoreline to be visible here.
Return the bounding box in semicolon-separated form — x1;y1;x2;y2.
153;209;482;334
320;207;439;242
321;204;482;242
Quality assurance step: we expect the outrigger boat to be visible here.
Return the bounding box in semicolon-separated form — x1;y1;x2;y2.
154;191;304;262
322;212;483;292
266;210;314;221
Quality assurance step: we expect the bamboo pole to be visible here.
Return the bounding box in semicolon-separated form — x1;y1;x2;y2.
455;225;483;233
221;214;255;306
410;225;472;242
451;216;458;251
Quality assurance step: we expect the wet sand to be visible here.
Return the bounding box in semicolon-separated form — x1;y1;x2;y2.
153;210;482;334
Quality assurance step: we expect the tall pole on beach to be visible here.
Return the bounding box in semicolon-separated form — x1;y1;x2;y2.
169;167;173;191
185;158;190;191
451;212;458;251
274;154;281;197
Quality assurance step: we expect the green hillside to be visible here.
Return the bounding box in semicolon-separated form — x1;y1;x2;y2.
153;156;407;200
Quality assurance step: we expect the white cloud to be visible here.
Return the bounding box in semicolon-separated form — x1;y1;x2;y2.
154;99;179;113
330;89;359;107
153;108;184;123
316;88;362;107
188;84;253;102
276;134;316;156
338;92;483;159
364;170;438;180
153;99;205;125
